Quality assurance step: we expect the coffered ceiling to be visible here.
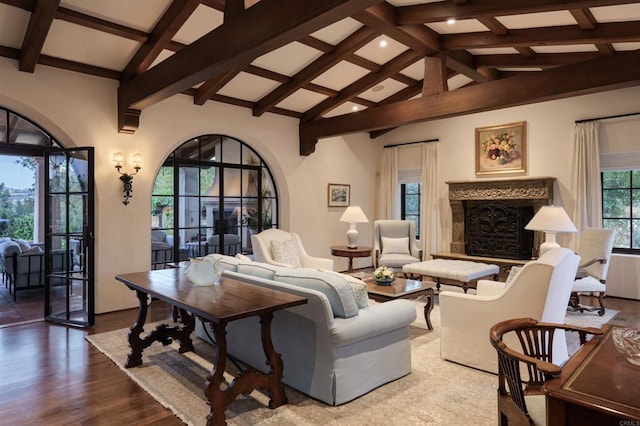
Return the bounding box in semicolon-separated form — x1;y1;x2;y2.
1;0;639;155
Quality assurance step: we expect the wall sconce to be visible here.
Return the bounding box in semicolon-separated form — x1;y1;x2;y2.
114;152;142;205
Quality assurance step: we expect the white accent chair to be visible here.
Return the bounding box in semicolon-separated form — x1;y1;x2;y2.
439;247;580;374
251;229;334;270
568;227;615;316
373;220;422;268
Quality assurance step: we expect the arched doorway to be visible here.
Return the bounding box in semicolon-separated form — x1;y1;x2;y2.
0;107;95;327
151;135;278;268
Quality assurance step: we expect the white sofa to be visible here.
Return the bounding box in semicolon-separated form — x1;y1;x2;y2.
194;254;416;405
439;247;580;374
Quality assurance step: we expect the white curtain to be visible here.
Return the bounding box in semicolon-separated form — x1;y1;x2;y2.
377;146;398;219
420;142;440;260
570;121;602;249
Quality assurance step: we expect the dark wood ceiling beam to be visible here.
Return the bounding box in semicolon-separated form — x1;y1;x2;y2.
253;26;378;117
475;52;601;68
354;2;439;55
19;0;59;72
444;50;494;83
38;54;122;79
302;50;422;121
194;66;244;105
397;0;640;25
55;7;148;42
299;49;640;155
477;16;537;57
442;21;640;50
121;0;201;82
118;0;384;132
570;8;616;54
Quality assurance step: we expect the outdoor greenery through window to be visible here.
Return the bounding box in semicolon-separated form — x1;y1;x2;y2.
401;182;420;239
602;170;640;253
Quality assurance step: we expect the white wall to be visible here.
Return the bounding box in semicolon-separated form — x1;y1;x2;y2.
0;58;378;313
375;85;640;299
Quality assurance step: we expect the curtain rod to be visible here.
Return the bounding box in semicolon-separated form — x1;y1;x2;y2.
575;111;640;124
384;138;439;148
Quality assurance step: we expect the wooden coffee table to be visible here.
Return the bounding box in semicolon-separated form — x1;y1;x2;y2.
362;275;435;330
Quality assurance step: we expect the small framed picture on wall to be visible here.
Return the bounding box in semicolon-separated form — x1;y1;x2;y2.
328;183;350;207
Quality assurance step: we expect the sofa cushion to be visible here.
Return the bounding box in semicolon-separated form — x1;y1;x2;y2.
12;238;32;252
381;236;410;255
274;268;359;318
151;230;167;243
235;253;252;262
22;246;43;254
237;262;287;280
271;239;301;268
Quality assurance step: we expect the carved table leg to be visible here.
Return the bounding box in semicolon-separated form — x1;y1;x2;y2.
260;312;287;408
204;321;229;426
423;288;435;331
126;289;149;368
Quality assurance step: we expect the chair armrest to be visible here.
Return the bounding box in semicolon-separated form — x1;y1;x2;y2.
301;255;334;270
476;280;507;296
374;249;380;267
329;299;416;347
579;257;606;269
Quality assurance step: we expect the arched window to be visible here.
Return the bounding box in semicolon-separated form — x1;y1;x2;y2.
151;135;278;268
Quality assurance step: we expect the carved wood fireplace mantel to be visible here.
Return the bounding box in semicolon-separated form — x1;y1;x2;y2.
447;177;556;259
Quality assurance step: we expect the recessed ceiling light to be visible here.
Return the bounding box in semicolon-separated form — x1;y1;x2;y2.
379;39;388;48
447;18;456;25
352;105;359;111
372;85;385;93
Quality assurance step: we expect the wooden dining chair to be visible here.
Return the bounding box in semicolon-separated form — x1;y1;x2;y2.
489;318;603;426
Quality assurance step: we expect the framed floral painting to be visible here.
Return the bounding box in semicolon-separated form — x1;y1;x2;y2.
475;121;527;176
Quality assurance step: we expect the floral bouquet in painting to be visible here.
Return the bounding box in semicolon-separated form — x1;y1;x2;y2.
482;131;519;164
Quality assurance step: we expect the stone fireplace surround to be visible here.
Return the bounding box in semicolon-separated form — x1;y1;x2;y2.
447;177;556;260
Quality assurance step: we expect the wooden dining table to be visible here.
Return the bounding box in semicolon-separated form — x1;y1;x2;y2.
116;268;307;426
542;315;640;425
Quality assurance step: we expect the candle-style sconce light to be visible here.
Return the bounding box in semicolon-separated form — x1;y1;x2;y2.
113;152;142;205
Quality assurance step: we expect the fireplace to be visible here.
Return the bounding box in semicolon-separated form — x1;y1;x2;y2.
447;177;555;260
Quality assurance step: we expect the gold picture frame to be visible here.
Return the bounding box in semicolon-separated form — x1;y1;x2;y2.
475;121;527;176
327;183;350;207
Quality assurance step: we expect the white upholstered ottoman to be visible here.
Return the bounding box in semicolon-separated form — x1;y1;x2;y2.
402;259;499;293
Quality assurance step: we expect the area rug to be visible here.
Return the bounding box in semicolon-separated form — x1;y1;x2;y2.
86;302;616;426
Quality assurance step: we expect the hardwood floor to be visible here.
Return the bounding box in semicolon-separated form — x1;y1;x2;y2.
0;295;637;425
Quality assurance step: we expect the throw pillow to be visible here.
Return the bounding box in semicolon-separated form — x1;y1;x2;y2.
235;253;252;262
271;239;301;268
319;269;369;309
505;266;523;284
12;238;32;252
381;236;410;255
22;246;43;254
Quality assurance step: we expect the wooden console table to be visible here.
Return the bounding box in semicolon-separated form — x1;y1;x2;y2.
431;252;529;282
116;268;307;426
543;322;640;425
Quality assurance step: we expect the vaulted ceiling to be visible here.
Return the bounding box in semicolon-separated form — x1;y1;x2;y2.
1;0;640;155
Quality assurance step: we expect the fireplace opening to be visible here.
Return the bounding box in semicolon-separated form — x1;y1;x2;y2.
465;201;534;260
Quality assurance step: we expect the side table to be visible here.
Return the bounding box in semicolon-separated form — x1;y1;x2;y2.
330;245;372;272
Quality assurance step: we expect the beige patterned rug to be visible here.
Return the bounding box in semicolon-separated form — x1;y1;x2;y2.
86;302;616;426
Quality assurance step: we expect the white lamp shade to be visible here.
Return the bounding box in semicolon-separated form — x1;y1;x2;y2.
339;206;369;224
525;205;577;233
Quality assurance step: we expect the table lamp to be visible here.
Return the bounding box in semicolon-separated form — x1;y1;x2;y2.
339;206;369;248
525;205;577;255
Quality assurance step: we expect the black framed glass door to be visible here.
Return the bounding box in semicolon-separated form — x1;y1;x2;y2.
44;148;95;327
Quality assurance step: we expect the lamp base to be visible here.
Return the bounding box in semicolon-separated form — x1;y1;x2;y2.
539;232;560;256
346;225;359;249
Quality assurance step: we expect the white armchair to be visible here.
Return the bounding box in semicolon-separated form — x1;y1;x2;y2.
373;220;422;268
251;229;334;270
569;227;615;316
439;247;580;374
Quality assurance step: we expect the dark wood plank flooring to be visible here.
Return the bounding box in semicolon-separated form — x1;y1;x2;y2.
0;295;637;425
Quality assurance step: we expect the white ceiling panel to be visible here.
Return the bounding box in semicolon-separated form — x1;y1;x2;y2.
322;101;367;118
311;61;370;91
613;42;640;51
531;44;599;53
447;74;473;91
172;4;223;45
217;72;280;102
359;78;407;102
466;47;520;55
498;68;543;72
426;19;488;34
354;36;409;65
496;11;576;29
591;4;640;22
275;89;327;112
43;20;139;70
0;5;29;48
149;49;174;70
387;0;440;5
60;0;171;32
400;59;425;80
310;17;362;45
252;42;323;77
